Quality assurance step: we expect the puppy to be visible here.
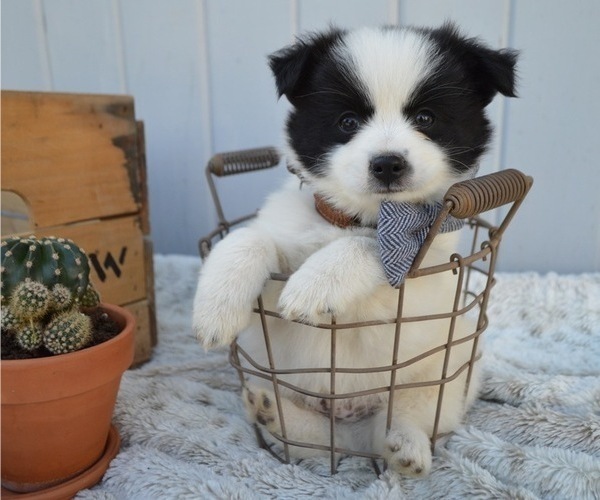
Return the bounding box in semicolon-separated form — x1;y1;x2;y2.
193;23;517;476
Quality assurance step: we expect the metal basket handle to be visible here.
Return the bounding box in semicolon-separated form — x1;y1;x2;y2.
444;168;533;220
206;146;281;225
200;147;281;258
409;168;533;274
208;147;280;177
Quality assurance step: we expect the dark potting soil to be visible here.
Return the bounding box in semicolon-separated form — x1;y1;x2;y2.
1;308;121;360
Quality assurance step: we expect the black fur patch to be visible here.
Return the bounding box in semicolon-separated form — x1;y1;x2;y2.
270;29;374;175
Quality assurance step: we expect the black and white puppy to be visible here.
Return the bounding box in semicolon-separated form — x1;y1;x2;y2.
193;23;517;476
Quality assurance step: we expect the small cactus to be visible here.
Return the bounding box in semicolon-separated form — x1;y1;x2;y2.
1;309;21;331
43;311;92;355
17;323;44;351
1;236;91;304
10;281;50;321
50;284;73;311
1;236;101;355
80;284;101;308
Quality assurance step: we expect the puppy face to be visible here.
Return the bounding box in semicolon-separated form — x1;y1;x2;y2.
270;24;518;218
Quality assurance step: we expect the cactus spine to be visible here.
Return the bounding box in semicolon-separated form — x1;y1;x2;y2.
1;236;101;355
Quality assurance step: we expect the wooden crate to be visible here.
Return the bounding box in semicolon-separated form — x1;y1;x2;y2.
1;90;156;365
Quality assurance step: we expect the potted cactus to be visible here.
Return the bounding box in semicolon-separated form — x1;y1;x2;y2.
1;235;103;355
1;236;135;496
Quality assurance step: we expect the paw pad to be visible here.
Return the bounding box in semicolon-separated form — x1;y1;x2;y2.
384;428;432;477
244;388;279;432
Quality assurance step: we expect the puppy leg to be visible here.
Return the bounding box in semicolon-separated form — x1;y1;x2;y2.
279;235;386;324
374;370;475;477
193;227;278;349
371;388;439;476
382;419;433;476
243;386;334;458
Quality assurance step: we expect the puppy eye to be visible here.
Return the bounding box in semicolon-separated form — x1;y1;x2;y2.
414;110;435;128
338;112;361;133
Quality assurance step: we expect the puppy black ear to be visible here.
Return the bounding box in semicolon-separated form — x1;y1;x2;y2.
431;23;519;105
268;44;312;100
268;28;345;103
467;44;519;103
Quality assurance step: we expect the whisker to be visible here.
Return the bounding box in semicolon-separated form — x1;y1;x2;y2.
296;87;354;100
295;152;331;169
444;146;478;154
409;84;473;106
448;157;473;171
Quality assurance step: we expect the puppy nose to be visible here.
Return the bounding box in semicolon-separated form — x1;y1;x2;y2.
369;154;409;186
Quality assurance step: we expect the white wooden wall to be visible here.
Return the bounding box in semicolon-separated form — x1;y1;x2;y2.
2;0;599;272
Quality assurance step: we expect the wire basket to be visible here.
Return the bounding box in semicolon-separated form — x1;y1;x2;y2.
199;147;532;474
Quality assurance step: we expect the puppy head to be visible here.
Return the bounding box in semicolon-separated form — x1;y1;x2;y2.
269;24;518;220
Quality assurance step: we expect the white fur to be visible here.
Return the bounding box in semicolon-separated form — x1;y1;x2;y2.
193;27;481;477
193;179;480;477
341;28;436;113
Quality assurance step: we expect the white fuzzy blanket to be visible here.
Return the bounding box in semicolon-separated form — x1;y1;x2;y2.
77;255;600;500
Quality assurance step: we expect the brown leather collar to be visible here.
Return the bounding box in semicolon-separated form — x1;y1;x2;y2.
314;194;362;228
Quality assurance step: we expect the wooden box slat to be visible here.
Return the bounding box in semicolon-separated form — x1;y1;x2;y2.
1;91;140;228
34;216;147;306
128;299;156;366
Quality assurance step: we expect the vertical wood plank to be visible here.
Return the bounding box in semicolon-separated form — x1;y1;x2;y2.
119;0;213;254
41;0;123;93
500;0;600;272
398;0;507;35
388;0;400;25
204;0;292;224
206;0;291;151
298;0;390;31
1;0;51;90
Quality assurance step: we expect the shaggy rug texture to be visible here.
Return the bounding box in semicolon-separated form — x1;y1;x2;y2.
78;255;600;500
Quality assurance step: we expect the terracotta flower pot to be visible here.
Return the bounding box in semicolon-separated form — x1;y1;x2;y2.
1;303;135;495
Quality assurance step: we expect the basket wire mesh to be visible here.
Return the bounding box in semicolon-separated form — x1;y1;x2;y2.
199;147;532;474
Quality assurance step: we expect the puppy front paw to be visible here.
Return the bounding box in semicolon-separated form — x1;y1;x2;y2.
278;269;346;324
278;286;329;325
192;298;251;350
384;426;432;477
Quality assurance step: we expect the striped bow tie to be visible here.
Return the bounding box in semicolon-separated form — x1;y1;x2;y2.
377;202;465;287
